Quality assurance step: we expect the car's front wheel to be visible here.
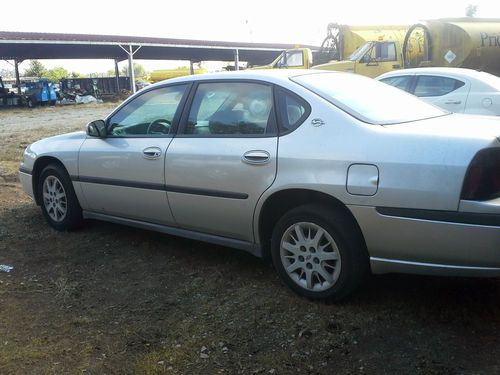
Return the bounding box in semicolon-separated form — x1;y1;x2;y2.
38;163;83;231
271;204;368;302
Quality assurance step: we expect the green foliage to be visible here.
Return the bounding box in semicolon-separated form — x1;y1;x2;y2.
70;71;81;78
23;60;47;78
121;63;147;79
0;68;15;79
45;67;69;82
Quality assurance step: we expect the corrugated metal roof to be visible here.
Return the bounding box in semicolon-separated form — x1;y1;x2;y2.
0;31;318;65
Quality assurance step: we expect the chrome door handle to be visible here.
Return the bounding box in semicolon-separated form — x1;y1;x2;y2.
242;150;270;165
445;100;461;105
142;147;162;159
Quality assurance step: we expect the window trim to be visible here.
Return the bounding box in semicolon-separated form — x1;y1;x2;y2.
275;87;312;136
176;79;279;138
104;82;192;138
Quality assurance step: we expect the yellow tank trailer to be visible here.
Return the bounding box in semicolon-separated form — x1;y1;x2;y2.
317;18;500;77
149;67;207;83
403;18;500;76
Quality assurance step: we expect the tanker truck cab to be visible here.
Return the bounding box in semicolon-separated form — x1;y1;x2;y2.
314;40;403;77
252;48;312;69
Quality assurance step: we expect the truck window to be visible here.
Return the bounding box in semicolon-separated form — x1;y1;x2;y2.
275;50;304;68
359;42;397;63
414;76;465;97
377;42;396;61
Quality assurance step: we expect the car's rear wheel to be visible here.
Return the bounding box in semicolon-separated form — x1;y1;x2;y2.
271;204;368;302
38;164;83;231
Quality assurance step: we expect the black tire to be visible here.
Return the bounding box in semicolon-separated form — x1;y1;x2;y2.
38;163;83;231
271;204;369;302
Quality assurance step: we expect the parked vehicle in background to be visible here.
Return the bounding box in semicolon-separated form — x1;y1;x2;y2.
254;23;409;70
268;18;500;78
377;67;500;115
149;67;207;83
18;70;500;302
24;79;58;107
0;76;24;107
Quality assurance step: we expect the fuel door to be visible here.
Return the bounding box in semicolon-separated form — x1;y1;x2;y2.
346;164;379;196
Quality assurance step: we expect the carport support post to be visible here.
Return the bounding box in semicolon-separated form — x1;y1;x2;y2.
128;45;136;94
189;61;194;75
14;60;21;95
114;59;120;92
234;49;239;71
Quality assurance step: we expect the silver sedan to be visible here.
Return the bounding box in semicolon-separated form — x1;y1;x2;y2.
19;70;500;301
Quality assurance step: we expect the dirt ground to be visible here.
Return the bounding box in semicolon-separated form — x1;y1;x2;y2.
0;104;499;375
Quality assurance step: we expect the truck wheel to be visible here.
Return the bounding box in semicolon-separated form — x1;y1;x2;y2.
271;204;368;302
38;164;83;231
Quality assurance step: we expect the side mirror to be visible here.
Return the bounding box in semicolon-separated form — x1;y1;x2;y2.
86;120;107;138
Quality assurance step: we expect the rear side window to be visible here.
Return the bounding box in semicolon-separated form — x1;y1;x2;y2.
380;76;413;92
183;82;275;136
414;75;465;97
276;89;310;133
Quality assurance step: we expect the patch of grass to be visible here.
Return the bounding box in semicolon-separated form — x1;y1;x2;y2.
54;277;78;300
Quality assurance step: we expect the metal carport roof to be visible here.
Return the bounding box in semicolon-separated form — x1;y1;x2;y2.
0;31;317;65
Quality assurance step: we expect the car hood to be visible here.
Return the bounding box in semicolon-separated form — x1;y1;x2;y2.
385;113;500;145
28;131;87;155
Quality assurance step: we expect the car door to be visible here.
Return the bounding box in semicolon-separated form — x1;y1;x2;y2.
165;80;278;242
412;75;469;113
78;83;189;225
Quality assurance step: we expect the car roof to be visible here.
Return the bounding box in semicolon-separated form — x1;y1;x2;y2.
150;69;340;87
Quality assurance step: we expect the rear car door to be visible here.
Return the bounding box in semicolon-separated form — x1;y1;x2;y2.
412;75;469;113
165;80;278;242
78;84;189;225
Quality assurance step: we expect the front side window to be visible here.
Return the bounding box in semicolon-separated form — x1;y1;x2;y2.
183;82;274;136
275;50;304;68
108;84;187;137
377;42;396;61
414;75;466;97
380;76;413;92
360;42;396;63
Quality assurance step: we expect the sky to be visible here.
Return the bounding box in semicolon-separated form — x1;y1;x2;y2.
1;0;499;75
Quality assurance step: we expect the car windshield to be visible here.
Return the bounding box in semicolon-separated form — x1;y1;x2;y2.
291;72;447;125
348;42;373;61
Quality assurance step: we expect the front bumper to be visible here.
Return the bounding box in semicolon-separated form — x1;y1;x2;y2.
348;205;500;277
19;167;34;201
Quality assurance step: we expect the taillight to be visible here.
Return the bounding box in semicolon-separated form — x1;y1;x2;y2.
461;148;500;201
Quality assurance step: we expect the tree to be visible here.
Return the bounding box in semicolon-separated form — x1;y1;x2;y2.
23;60;47;78
0;68;14;79
466;4;478;17
70;71;81;78
121;63;147;80
45;67;69;82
